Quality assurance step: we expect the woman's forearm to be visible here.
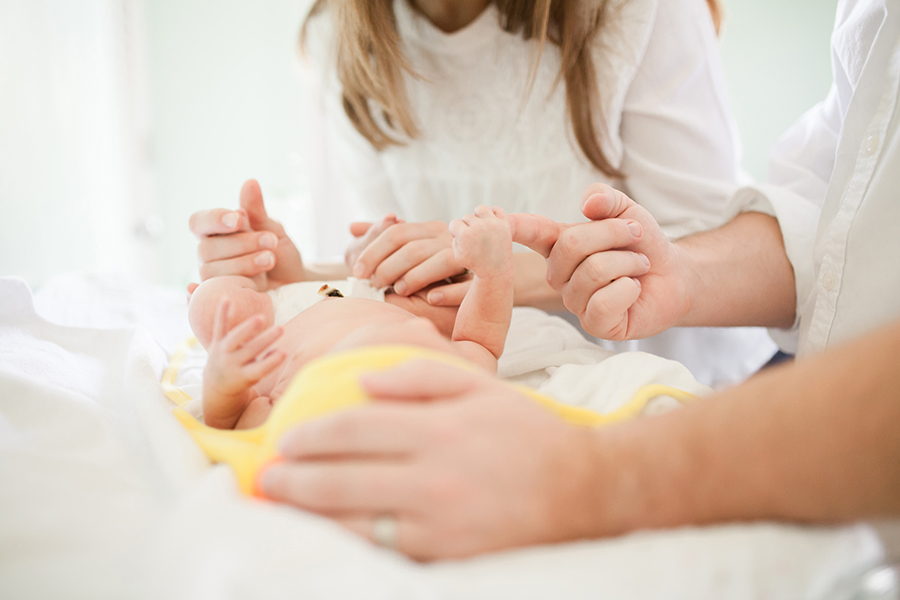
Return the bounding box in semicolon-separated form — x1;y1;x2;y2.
581;320;900;536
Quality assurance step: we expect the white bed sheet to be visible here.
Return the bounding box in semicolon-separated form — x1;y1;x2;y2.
0;272;884;599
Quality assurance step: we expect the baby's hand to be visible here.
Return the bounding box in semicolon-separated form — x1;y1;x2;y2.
203;297;286;428
449;205;513;279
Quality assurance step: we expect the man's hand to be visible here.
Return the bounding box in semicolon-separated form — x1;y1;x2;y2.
510;183;690;340
189;179;305;291
259;360;600;560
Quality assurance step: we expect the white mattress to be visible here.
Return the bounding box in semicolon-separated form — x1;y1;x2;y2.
0;272;884;599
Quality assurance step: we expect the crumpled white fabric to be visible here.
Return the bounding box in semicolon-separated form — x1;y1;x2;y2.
0;273;884;599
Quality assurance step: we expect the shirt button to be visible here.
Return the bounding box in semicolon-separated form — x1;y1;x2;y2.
864;134;880;155
822;272;836;291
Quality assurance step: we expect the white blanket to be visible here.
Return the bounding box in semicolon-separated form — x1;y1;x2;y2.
0;273;883;599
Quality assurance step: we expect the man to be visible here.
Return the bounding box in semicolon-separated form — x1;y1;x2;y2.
257;0;900;561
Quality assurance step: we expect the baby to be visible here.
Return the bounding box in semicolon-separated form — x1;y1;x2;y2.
188;206;514;430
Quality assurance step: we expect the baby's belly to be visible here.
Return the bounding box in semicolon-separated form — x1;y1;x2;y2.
385;292;458;338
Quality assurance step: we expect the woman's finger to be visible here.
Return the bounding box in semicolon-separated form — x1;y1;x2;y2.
545;219;643;290
425;280;470;306
189;208;247;237
345;215;399;269
198;251;275;281
377;244;460;294
370;237;444;289
562;251;650;317
576;276;643;340
196;230;279;263
353;221;448;280
392;248;462;296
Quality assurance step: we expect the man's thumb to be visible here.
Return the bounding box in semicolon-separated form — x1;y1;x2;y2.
580;184;633;221
239;179;269;228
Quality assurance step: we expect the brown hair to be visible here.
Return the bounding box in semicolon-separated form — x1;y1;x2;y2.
301;0;723;178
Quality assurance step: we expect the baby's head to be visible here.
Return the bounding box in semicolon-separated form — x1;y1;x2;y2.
188;277;275;348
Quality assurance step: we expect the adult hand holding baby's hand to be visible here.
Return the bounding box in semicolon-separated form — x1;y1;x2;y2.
511;183;689;341
189;179;305;291
346;216;466;298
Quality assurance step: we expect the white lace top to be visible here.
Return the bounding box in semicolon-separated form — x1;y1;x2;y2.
296;0;777;387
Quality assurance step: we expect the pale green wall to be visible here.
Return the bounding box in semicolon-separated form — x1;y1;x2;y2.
1;0;143;288
719;0;839;180
145;0;309;288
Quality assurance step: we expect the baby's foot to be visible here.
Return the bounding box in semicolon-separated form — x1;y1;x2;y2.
449;205;513;279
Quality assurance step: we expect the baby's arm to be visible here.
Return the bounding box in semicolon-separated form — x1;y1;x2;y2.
448;206;515;372
201;297;286;430
187;276;285;429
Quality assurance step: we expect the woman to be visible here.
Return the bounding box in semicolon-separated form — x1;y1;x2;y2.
190;0;775;386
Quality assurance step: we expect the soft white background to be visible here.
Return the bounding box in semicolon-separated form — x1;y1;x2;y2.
0;0;838;290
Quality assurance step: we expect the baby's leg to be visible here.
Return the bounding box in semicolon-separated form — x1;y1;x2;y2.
188;275;275;348
449;206;515;370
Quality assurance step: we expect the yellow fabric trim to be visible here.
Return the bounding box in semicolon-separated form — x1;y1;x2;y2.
520;382;696;427
162;335;198;407
161;340;697;494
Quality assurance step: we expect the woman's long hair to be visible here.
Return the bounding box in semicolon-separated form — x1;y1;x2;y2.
301;0;722;178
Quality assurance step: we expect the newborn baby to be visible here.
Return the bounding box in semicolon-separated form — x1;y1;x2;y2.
188;206;514;430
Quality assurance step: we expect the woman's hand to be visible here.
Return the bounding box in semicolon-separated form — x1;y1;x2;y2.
259;360;602;560
510;183;690;340
346;217;465;297
189;179;305;291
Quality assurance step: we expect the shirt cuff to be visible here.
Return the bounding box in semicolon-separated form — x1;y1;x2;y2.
726;184;822;353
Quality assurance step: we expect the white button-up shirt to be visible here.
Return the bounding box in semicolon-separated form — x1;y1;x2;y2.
732;0;900;358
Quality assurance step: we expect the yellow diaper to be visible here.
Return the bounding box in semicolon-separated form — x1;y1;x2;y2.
170;344;695;495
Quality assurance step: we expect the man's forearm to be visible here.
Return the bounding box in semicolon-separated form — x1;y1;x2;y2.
675;212;796;329
581;320;900;536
